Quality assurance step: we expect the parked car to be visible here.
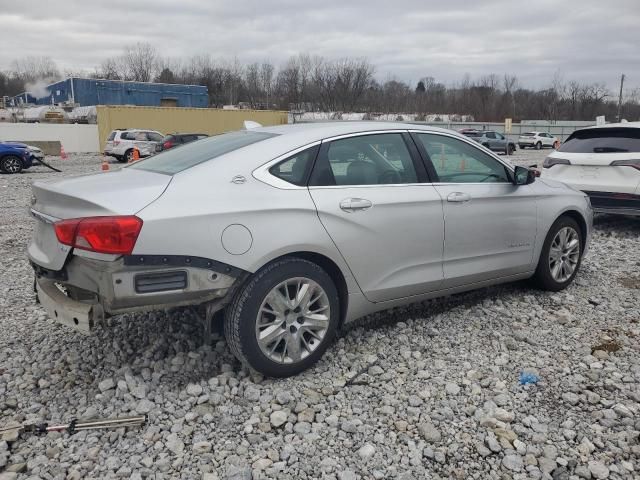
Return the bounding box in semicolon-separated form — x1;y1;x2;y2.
461;130;516;154
518;131;559;150
542;122;640;216
104;129;164;162
155;133;208;153
29;122;592;377
0;142;34;174
1;142;44;164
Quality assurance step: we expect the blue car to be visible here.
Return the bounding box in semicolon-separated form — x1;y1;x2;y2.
0;142;35;174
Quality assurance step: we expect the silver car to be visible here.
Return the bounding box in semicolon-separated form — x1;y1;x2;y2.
28;122;593;377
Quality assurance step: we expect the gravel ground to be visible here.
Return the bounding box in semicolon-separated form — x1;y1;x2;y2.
0;151;638;480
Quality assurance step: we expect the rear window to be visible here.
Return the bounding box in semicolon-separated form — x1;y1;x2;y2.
521;132;535;136
463;131;481;137
559;128;640;153
128;131;278;174
107;131;117;141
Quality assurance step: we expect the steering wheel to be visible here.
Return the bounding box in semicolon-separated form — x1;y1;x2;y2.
379;169;402;184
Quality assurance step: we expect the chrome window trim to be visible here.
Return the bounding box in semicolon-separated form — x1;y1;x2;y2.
252;141;321;190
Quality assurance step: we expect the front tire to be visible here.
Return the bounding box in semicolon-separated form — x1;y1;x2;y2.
121;150;133;163
535;141;542;150
224;258;339;377
1;155;23;174
534;217;583;291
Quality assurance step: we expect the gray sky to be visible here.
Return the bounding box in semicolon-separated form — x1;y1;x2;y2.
1;0;639;91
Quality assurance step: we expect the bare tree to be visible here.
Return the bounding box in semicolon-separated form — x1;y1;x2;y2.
122;43;159;82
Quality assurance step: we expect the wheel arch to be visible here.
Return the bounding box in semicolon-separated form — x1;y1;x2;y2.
555;209;588;250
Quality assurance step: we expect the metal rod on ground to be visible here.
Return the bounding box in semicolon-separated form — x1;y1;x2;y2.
37;157;62;172
1;415;147;441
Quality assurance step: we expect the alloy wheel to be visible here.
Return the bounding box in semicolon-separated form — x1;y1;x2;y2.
548;227;580;282
255;277;331;364
3;157;22;173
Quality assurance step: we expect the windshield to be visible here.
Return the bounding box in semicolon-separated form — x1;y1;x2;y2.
128;130;278;174
559;128;640;153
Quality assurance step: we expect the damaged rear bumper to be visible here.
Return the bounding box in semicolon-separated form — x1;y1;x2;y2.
32;254;246;333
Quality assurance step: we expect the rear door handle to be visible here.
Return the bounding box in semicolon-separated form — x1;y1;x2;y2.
340;198;373;212
447;192;471;203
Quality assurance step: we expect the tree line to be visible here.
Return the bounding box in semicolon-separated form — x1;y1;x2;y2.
1;44;638;122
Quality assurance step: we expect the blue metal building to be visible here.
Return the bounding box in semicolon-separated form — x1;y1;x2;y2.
13;78;209;108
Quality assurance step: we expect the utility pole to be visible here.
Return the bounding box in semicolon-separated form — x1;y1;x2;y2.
617;74;625;122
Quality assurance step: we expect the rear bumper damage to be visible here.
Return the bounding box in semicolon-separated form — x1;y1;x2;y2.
584;190;640;216
32;254;246;333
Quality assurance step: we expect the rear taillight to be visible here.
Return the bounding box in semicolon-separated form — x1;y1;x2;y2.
543;157;571;168
113;140;120;145
610;159;640;171
163;141;173;149
54;216;143;255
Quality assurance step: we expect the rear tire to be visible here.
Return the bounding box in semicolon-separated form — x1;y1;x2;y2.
533;216;583;291
224;257;339;377
1;155;23;174
507;144;515;155
535;141;542;150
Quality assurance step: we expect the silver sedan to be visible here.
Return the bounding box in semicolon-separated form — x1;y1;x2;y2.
28;122;593;377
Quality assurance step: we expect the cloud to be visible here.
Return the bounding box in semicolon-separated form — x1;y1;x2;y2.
1;0;638;90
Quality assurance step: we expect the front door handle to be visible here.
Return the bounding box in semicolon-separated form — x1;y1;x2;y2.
340;198;373;212
447;192;471;203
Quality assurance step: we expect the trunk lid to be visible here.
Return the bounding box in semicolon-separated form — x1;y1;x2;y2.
29;168;171;271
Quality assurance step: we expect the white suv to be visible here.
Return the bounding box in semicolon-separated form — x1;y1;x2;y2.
104;129;164;163
542;122;640;216
518;131;558;150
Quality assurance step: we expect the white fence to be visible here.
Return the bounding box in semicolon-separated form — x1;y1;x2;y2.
0;123;99;152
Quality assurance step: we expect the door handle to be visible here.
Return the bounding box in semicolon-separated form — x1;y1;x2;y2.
447;192;471;203
340;198;373;212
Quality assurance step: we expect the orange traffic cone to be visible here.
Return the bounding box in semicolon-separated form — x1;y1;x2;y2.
101;157;110;171
129;148;140;163
60;145;68;160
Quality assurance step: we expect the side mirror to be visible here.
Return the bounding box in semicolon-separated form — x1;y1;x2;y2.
513;165;536;185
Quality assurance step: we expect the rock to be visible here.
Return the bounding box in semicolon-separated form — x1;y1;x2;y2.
338;470;357;480
165;433;185;455
575;465;592;479
588;461;609;479
485;435;501;453
136;399;155;414
445;383;461;395
418;422;441;443
341;419;362;433
226;464;252;480
186;383;203;396
494;408;515;422
98;378;115;392
358;444;376;459
244;386;260;402
502;454;523;472
270;410;288;428
252;458;273;470
562;392;580;405
193;441;212;454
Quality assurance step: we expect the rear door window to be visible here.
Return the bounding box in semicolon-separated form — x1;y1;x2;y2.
310;133;419;186
559;128;640;153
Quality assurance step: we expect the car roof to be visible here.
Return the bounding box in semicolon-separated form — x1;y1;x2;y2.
586;121;640;130
255;121;463;145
